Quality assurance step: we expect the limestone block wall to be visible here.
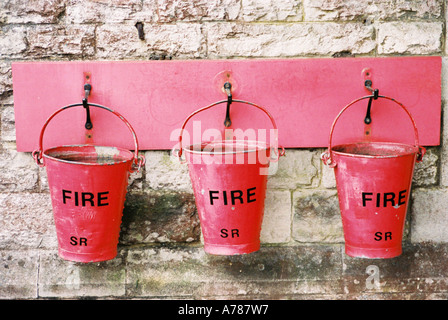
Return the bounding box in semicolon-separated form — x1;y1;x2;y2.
1;0;448;300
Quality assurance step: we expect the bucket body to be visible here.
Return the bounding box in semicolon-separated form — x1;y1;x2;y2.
332;142;418;258
44;145;134;263
184;140;270;255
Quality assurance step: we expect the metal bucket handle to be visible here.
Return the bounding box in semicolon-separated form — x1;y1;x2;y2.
321;95;426;168
32;103;145;173
174;99;285;162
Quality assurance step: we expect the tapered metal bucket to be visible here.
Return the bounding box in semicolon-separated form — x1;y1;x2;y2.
176;100;284;255
33;103;145;263
322;96;425;258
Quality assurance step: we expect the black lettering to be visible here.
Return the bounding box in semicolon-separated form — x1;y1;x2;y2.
220;229;228;238
376;193;381;207
385;232;392;241
383;192;395;207
97;191;109;207
398;190;407;206
374;232;382;241
79;237;88;246
223;190;228;205
62;190;72;204
374;232;392;241
70;236;88;246
231;229;239;238
231;190;243;205
247;187;256;203
70;236;78;245
74;191;79;206
362;192;373;207
210;191;219;205
82;192;94;207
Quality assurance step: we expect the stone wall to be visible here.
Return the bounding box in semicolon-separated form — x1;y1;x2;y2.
1;0;448;300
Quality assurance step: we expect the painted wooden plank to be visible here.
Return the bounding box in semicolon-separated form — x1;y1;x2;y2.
12;57;441;152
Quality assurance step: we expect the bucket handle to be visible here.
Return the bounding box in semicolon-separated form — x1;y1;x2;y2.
321;95;426;168
32;103;145;173
174;99;285;162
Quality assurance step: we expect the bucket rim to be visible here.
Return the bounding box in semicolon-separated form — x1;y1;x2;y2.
42;144;134;166
331;141;419;159
183;139;270;155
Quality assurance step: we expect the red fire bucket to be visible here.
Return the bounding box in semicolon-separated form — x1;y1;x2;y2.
321;96;425;259
175;100;285;255
33;103;145;263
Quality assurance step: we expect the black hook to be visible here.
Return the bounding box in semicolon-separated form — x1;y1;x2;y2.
83;83;93;130
224;82;232;127
364;80;378;125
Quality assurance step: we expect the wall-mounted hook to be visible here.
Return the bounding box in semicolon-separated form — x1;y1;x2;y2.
223;82;232;127
364;80;379;125
83;83;93;130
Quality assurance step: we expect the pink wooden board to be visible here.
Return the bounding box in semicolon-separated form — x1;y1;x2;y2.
12;57;441;152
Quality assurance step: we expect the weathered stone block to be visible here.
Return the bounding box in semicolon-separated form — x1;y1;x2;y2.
413;147;439;186
125;245;343;298
292;189;344;243
440;98;448;186
121;191;200;244
157;0;240;22
0;143;38;192
377;22;442;54
38;250;126;298
65;0;153;24
342;243;448;296
241;0;302;21
0;0;66;24
303;0;443;22
1;106;15;142
267;149;320;189
96;23;205;59
145;150;193;192
0;61;12;98
26;25;95;58
0;192;57;249
410;187;448;243
322;166;336;188
206;22;375;58
261;189;291;243
0;26;27;59
0;250;38;299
